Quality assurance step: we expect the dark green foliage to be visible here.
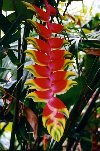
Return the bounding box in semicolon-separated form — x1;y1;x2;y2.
7;49;20;65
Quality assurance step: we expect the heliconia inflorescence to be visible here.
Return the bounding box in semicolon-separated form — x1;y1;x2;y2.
23;0;77;142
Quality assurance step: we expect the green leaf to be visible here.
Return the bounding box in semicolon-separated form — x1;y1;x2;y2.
0;86;5;92
13;0;33;19
0;67;10;73
81;134;92;151
8;31;21;44
0;79;7;83
3;0;14;11
18;117;33;141
3;0;35;11
58;76;85;108
0;14;11;33
97;107;100;114
84;55;100;84
7;12;17;22
7;49;20;65
3;0;33;19
0;47;6;59
0;16;22;47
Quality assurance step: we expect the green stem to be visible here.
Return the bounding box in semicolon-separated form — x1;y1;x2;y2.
0;0;3;38
9;23;30;150
9;30;21;151
21;23;30;88
0;0;3;12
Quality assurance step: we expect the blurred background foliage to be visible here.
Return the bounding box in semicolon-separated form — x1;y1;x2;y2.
0;0;100;150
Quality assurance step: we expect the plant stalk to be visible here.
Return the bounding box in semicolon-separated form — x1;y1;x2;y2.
0;0;3;38
9;23;30;150
9;30;21;151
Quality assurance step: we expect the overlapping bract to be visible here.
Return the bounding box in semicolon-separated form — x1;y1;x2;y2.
24;0;77;142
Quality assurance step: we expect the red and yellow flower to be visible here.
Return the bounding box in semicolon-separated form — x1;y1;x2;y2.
24;0;77;142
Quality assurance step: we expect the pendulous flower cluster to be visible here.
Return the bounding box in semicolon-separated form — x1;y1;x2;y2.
23;0;77;142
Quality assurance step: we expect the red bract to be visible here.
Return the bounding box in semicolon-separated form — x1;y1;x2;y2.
25;65;50;77
24;1;77;142
44;0;57;16
26;38;51;52
25;50;49;65
27;19;51;39
47;22;64;33
26;90;53;102
48;38;66;49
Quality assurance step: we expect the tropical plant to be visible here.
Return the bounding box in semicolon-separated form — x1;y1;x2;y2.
23;0;77;142
0;0;100;151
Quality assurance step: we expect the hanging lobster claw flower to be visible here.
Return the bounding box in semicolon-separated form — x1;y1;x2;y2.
25;49;72;66
42;97;69;141
44;0;57;16
25;65;50;77
24;1;77;142
25;78;51;90
27;19;51;39
25;50;49;65
48;38;68;49
22;1;50;21
44;114;66;142
52;80;77;94
26;37;51;52
49;59;74;71
51;71;76;81
26;90;53;102
25;78;77;92
47;22;64;33
47;97;69;118
50;50;72;60
46;4;57;16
